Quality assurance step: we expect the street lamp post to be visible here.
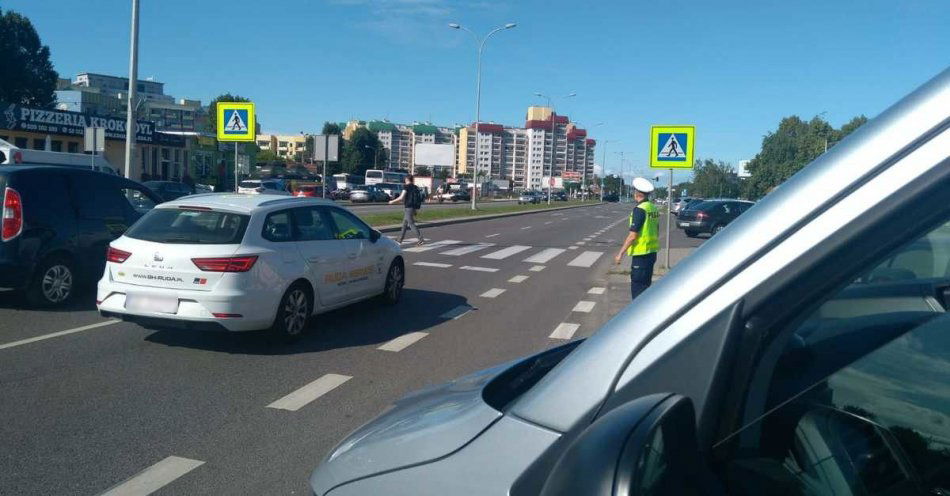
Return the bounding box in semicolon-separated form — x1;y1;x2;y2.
586;122;604;201
534;91;575;204
450;22;517;211
123;0;140;180
599;139;619;203
614;151;626;200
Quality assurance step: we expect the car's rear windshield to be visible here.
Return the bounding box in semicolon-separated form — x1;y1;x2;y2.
239;181;260;188
125;208;250;244
692;201;721;211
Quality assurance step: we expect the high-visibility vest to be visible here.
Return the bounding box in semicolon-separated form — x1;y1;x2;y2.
628;201;659;256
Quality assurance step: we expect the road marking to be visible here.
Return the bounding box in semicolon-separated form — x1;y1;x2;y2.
99;456;205;496
549;323;580;340
440;304;474;320
396;238;419;244
267;374;352;411
403;239;459;253
575;241;586;246
508;275;529;283
0;320;119;351
544;221;553;225
529;265;546;272
572;301;596;313
440;243;494;256
378;332;428;352
460;266;499;273
524;248;565;264
485;233;501;238
588;287;606;295
568;251;604;267
521;226;533;230
482;245;532;260
414;262;452;268
568;246;579;250
480;288;506;298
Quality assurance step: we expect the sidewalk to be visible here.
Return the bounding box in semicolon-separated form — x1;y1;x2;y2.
603;246;696;319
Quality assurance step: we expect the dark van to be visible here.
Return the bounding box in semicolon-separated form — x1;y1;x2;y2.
0;165;160;306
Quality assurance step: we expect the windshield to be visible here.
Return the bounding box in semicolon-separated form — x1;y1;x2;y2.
239;181;260;188
124;208;250;244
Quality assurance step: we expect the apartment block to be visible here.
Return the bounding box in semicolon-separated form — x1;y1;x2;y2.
257;134;307;160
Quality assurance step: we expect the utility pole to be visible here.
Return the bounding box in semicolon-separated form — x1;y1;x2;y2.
123;0;140;180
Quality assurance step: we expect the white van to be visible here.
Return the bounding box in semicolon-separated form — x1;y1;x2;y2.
0;138;118;175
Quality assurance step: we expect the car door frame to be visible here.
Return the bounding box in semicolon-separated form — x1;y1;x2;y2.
325;206;386;301
290;205;349;309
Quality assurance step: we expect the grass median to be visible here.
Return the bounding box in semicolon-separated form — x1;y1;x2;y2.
361;200;598;228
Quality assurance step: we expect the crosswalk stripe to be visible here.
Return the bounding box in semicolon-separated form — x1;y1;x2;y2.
549;323;580;340
482;245;532;260
568;246;579;250
440;243;494;256
378;332;428;352
414;262;452;268
523;248;565;264
568;251;604;267
529;265;546;272
508;275;529;283
588;287;606;295
403;240;459;253
399;238;419;244
460;266;499;273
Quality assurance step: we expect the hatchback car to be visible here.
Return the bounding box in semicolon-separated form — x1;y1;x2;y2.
349;185;386;203
295;184;325;198
0;166;160;306
237;179;291;195
309;70;950;495
677;199;754;237
143;180;193;203
518;191;541;204
97;195;405;339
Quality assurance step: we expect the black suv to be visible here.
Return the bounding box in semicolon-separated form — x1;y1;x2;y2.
143;180;193;202
676;199;754;237
0;165;161;306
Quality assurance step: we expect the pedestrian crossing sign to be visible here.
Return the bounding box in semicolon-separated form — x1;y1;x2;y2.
650;125;694;169
216;102;255;141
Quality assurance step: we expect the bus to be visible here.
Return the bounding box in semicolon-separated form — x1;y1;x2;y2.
365;169;407;185
333;173;364;190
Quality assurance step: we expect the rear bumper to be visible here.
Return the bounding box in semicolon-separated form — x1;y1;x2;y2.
96;280;279;332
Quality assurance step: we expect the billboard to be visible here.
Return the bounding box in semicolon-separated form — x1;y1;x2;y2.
414;143;454;167
738;159;751;178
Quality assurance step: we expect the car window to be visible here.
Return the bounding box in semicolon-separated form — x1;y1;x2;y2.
70;175;127;221
125;208;249;244
718;218;950;496
328;208;371;240
120;187;157;215
15;171;73;224
292;207;335;241
262;210;294;242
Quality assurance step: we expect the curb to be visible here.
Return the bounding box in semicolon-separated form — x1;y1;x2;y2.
374;202;602;233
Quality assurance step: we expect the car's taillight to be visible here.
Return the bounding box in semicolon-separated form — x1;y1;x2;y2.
13;151;23;164
2;187;23;241
696;212;707;219
107;246;132;263
192;256;258;272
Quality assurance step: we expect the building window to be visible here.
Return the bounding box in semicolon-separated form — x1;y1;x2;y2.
32;138;45;150
51;140;62;152
67;142;79;153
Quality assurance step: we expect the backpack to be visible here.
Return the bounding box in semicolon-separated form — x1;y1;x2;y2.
409;185;423;209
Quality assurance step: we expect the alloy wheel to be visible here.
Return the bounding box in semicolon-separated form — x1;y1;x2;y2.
41;264;73;303
283;289;309;336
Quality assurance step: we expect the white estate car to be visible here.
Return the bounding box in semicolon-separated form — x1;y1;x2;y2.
237;179;292;195
96;194;404;339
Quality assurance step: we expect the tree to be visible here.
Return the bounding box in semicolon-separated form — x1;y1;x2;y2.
745;114;868;199
341;127;387;174
436;168;451;180
415;166;431;177
602;174;625;194
0;8;58;107
689;159;741;198
206;94;251;133
322;122;342;135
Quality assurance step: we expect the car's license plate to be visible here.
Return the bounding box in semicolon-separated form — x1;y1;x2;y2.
125;293;179;314
679;222;689;227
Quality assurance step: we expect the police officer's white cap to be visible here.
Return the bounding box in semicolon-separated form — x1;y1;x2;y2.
632;177;654;194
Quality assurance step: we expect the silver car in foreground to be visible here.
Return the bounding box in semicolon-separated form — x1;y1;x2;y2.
310;69;950;495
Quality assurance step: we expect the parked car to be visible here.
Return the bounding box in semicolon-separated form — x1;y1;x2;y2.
97;195;404;340
0;165;160;306
143;181;193;203
440;190;470;202
349;185;387;203
294;184;325;198
671;197;697;216
552;190;568;201
237;179;291;195
518;191;541;204
677;199;754;237
378;183;404;201
309;70;950;496
603;192;620;202
330;188;351;201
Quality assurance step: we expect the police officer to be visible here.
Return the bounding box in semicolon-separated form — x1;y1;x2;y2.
614;177;659;301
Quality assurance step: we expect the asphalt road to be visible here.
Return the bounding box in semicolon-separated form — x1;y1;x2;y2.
344;197;516;215
0;202;705;495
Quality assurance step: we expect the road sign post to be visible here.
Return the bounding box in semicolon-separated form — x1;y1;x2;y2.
649;125;695;270
314;135;340;198
217;102;256;192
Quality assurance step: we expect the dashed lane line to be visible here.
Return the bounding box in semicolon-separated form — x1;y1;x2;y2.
529;265;546;272
378;332;429;352
485;233;501;238
521;226;532;230
572;301;597;313
460;266;499;273
267;374;352;412
440;304;474;320
588;287;606;295
0;320;119;351
99;456;205;496
549;323;580;340
568;246;579;250
480;288;507;298
508;275;529;283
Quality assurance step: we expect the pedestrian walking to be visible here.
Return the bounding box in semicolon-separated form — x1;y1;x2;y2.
389;174;425;245
614;177;659;301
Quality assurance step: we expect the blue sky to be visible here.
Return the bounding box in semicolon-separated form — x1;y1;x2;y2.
6;0;949;179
